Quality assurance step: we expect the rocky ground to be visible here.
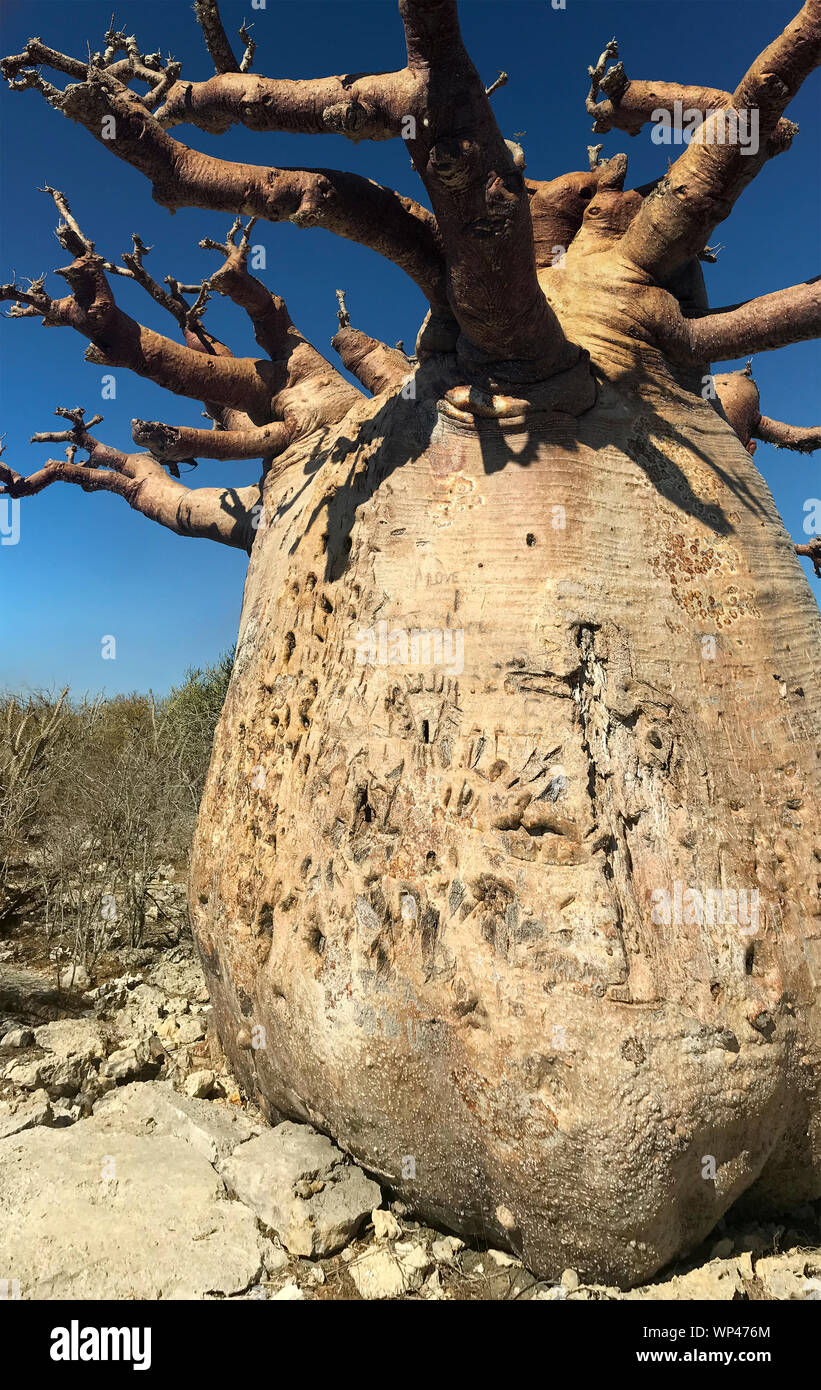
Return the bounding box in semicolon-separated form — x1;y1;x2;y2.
1;915;820;1300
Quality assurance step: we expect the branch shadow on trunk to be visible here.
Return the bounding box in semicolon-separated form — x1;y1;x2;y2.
266;355;808;587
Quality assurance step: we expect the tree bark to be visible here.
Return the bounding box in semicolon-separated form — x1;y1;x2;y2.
190;369;821;1286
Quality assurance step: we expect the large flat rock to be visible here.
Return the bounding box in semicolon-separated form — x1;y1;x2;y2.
0;966;60;1015
0;1111;270;1299
92;1081;261;1162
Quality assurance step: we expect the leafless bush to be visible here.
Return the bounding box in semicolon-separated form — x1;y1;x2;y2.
0;687;71;921
0;654;232;971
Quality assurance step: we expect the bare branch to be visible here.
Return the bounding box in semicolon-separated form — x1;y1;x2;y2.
331;291;410;395
180;324;259;434
756;416;821;453
618;0;821;280
1;275;52;317
584;36;797;154
1;412;261;550
586;38;623;114
1;65;63;106
40;185;94;256
796;537;821;575
5;247;280;419
131;417;295;463
238;23;256;75
665;277;821;363
194;0;251;75
8;69;446;306
1;39;88;83
398;0;580;378
335;289;351;329
30;404;104;450
713;367;821;457
142;61;183;112
157;68;418;140
202;227;362;431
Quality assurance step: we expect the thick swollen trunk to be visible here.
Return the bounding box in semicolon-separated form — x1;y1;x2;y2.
189;370;821;1287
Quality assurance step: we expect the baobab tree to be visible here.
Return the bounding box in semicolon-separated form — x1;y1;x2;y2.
2;0;820;1287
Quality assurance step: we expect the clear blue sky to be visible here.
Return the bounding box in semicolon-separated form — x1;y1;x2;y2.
1;0;819;696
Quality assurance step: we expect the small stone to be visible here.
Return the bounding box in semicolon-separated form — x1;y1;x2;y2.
183;1070;215;1099
309;1266;326;1285
432;1236;465;1265
51;1102;81;1127
56;964;90;992
219;1121;382;1257
0;1089;52;1138
101;1046;150;1084
489;1248;520;1268
2;1027;34;1048
271;1282;304;1300
395;1241;433;1274
349;1243;433;1299
736;1252;754;1280
4;1060;43;1090
156;1016;180;1043
33;1019;106;1094
175;1016;206;1045
561;1268;580;1290
263;1246;290;1275
496;1204;516;1230
371;1207;403;1241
